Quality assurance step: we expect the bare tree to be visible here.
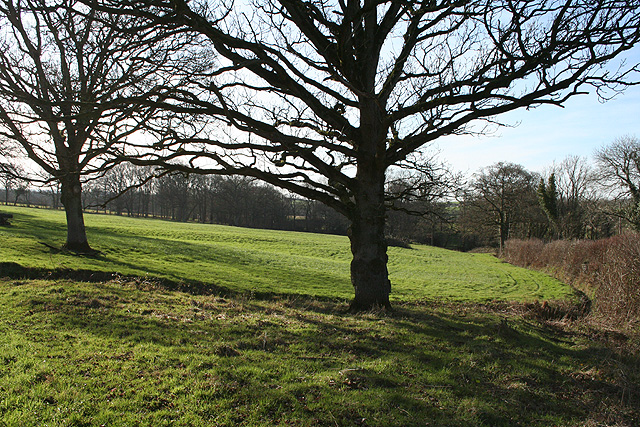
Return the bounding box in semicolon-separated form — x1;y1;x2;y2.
555;155;595;238
1;156;16;205
42;179;61;209
1;137;21;200
102;0;640;309
538;155;595;239
385;155;461;246
595;135;640;231
0;0;184;251
464;162;538;252
0;170;14;204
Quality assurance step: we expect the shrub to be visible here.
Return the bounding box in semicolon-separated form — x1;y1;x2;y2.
503;233;640;328
594;234;640;326
503;239;545;267
530;239;566;272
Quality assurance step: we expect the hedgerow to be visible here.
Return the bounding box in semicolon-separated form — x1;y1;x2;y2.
503;233;640;328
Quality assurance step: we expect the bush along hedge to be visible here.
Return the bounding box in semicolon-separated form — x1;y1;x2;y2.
503;233;640;328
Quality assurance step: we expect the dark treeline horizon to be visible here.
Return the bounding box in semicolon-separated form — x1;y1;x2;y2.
2;151;636;252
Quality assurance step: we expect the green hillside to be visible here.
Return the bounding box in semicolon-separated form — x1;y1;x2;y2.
1;206;638;426
0;206;571;302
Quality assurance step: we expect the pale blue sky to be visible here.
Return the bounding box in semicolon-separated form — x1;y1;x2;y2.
436;52;640;175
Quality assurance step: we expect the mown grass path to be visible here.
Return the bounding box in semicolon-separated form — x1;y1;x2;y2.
0;206;571;302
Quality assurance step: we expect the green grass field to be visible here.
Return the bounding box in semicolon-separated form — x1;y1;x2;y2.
1;279;638;426
0;205;571;302
1;206;638;426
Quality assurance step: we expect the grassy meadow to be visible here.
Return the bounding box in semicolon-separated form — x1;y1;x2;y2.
1;206;638;426
0;205;571;302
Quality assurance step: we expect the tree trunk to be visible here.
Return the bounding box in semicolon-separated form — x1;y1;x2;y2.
348;95;391;311
348;152;392;311
348;196;392;311
498;210;510;254
60;174;92;252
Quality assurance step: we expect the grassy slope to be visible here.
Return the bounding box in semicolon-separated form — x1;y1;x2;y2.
1;206;638;426
0;206;571;302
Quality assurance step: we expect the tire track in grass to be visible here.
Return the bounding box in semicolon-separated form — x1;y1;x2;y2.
501;263;546;300
501;271;520;297
522;268;543;299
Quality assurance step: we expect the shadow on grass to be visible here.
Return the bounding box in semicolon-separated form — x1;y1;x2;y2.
0;261;348;307
0;261;241;298
2;209;68;239
7;280;637;427
2;208;637;425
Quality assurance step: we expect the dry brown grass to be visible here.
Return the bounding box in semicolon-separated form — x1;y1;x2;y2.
503;233;640;330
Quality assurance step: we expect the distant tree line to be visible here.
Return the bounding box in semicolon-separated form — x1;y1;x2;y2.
3;135;638;251
0;163;349;234
383;137;638;251
382;136;639;250
459;137;640;251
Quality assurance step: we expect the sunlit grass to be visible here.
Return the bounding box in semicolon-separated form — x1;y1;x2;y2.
0;206;571;302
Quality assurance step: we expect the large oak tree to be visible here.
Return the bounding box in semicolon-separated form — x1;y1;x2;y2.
102;0;640;309
0;0;185;251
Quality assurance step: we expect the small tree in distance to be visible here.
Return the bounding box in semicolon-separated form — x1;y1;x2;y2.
464;162;538;253
538;156;595;239
596;135;640;231
99;0;640;309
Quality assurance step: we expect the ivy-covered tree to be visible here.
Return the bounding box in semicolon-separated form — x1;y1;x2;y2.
538;173;559;237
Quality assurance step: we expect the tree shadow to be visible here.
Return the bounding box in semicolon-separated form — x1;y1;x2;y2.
3;210;352;299
11;283;636;427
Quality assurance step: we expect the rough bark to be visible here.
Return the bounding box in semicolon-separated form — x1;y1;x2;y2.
348;97;392;311
60;174;92;253
348;204;392;311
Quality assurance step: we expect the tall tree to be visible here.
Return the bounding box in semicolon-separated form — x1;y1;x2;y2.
538;156;595;239
0;142;21;204
595;135;640;231
538;173;559;237
0;0;182;251
464;162;538;252
554;155;595;238
103;0;640;309
0;160;26;205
